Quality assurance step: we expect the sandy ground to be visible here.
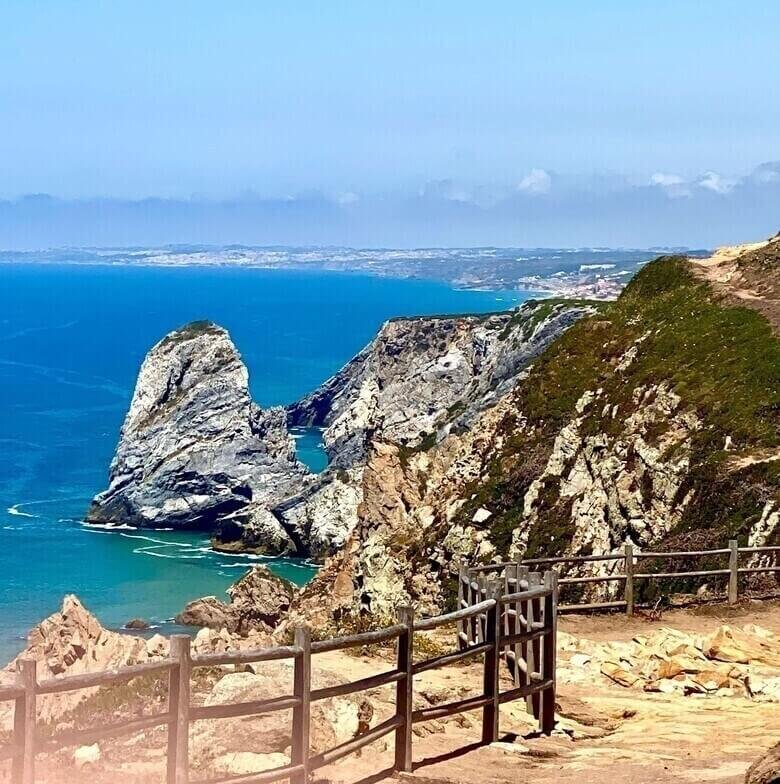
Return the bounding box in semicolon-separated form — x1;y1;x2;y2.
7;601;780;784
315;601;780;784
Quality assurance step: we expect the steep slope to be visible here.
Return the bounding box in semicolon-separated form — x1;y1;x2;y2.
288;249;780;629
216;300;598;557
288;300;599;466
87;321;308;532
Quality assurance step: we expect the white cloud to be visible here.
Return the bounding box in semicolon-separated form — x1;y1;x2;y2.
697;171;734;194
419;179;474;203
650;172;685;187
517;168;552;194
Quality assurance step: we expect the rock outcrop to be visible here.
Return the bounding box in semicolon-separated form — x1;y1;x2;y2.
191;662;373;773
214;301;596;557
747;741;780;784
176;566;293;634
87;321;308;532
559;623;780;701
286;251;780;628
288;301;598;466
0;596;164;727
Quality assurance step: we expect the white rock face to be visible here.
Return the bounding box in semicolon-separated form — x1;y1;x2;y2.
73;744;101;767
510;383;700;577
87;321;308;532
288;302;597;466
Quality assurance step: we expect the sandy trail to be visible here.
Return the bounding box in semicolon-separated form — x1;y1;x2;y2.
13;601;780;784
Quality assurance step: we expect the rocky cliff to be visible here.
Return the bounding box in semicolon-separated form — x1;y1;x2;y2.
288;244;780;629
89;303;592;556
287;301;598;467
214;300;597;556
87;321;308;533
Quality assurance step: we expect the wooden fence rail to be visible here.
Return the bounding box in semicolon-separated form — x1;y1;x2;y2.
0;574;558;784
463;540;780;621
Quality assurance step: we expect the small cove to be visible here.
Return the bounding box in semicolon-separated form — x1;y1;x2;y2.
0;262;535;662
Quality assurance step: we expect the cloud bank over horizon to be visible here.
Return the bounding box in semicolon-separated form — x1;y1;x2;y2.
3;160;779;251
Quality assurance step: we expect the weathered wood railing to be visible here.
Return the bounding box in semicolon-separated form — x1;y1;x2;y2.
462;540;780;620
0;574;558;784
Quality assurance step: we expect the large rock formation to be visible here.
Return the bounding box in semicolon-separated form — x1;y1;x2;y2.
215;301;597;556
176;566;293;634
87;321;308;532
0;596;164;727
288;301;598;466
287;250;780;628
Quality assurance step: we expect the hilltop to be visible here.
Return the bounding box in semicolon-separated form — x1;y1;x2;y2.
289;239;779;626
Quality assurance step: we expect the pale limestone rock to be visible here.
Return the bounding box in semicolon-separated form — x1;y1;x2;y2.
191;662;372;764
289;302;597;465
88;321;308;532
73;744;101;767
472;507;492;523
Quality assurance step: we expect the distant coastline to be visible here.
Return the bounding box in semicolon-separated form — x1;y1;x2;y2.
0;245;684;299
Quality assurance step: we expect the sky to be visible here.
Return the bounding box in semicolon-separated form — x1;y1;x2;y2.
2;1;780;248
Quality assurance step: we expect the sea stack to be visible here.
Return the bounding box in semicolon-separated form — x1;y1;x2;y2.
87;321;308;531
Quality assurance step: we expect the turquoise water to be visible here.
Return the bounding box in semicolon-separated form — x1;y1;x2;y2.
0;263;532;662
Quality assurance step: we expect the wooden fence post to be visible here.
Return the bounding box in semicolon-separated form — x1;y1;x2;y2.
540;571;558;735
13;658;36;784
728;539;739;605
527;572;542;720
291;627;311;784
457;564;467;650
394;606;414;773
482;580;502;745
168;635;191;784
624;543;634;617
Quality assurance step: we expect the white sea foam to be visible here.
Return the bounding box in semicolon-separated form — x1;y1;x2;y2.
80;521;136;531
579;263;616;271
133;545;206;560
7;505;37;518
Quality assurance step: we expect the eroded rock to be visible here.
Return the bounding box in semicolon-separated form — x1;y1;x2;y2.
87;321;308;532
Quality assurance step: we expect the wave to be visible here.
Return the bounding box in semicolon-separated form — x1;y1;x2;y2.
133;547;206;560
9;495;92;520
80;521;136;531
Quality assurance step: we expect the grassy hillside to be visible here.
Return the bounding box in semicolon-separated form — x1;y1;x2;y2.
458;255;780;558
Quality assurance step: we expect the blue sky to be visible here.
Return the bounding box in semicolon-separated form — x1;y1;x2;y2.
2;2;780;246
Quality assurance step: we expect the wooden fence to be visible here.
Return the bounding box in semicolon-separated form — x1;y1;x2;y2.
0;572;558;784
462;539;780;621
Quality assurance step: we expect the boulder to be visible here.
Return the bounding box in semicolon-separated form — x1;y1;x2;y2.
73;744;101;768
191;662;373;766
213;506;295;557
746;741;780;784
228;566;294;631
176;567;294;635
125;618;150;630
176;596;235;632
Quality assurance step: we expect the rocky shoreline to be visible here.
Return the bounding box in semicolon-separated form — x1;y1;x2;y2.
87;299;598;562
76;239;779;644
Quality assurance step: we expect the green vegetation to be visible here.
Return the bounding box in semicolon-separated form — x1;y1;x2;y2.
457;255;780;558
158;319;221;347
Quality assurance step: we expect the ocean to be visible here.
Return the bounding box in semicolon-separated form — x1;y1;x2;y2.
0;262;534;662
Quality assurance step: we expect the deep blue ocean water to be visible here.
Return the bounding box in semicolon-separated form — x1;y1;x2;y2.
0;263;532;662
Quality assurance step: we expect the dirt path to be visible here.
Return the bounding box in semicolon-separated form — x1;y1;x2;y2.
14;602;780;784
690;235;780;333
318;601;780;784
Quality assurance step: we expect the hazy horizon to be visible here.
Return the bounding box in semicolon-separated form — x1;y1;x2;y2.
3;2;780;248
